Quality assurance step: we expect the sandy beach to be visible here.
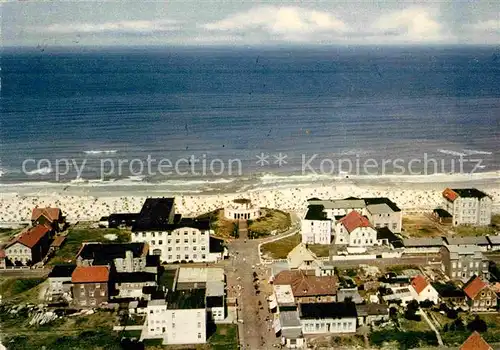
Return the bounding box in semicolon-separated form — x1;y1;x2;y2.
1;174;499;224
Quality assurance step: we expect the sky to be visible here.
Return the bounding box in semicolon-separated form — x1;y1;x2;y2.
2;0;500;47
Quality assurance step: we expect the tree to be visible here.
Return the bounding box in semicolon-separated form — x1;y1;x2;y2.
450;318;465;332
404;300;421;321
446;308;458;319
467;315;488;333
420;299;434;308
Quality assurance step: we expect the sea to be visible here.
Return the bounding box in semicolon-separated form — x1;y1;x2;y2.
1;46;499;194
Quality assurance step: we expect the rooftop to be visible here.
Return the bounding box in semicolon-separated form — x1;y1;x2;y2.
233;198;251;204
307;198;365;210
444;236;490;246
287;243;317;269
463;276;488;299
433;208;453;218
446;245;484;259
77;242;148;265
300;301;357;319
133;197;176;231
31;207;61;222
443;188;490;202
411;275;430;295
487;235;500;245
339;211;372;233
206;281;225;297
366;203;394;215
304;205;328;221
363;197;401;212
209;237;225;253
376;227;402;244
11;225;51;249
166;288;206;309
403;237;443;247
177;267;224;284
273;270;337;297
72;266;110;283
274;284;295;305
115;272;157;283
279;310;301;328
48;264;76;278
460;331;493;350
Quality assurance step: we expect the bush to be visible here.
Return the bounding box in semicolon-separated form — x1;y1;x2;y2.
446;308;458;319
467;315;487;333
420;299;434;308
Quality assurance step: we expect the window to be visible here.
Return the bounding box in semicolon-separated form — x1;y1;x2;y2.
184;246;188;251
202;254;206;259
142;232;146;237
172;323;175;328
201;246;206;251
185;254;189;259
134;233;139;237
193;254;197;259
168;255;172;260
184;239;188;243
168;239;171;244
176;255;181;260
184;231;188;235
176;247;180;251
151;232;155;237
152;240;155;245
96;284;100;289
176;239;180;244
193;246;197;251
168;247;172;251
159;240;163;245
193;239;196;243
159;232;162;236
198;322;201;328
198;333;202;339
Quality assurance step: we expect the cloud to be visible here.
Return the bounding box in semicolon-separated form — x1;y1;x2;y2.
203;6;348;40
471;19;500;32
35;20;181;34
371;7;445;42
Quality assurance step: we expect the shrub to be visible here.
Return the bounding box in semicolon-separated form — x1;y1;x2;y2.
467;315;487;333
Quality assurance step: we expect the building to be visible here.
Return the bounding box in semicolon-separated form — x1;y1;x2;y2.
272;270;337;304
376;227;404;248
224;198;261;220
31;207;64;232
299;302;357;334
356;304;389;326
335;211;377;247
443;236;491;252
460;331;493;350
301;197;402;245
176;267;226;321
409;275;439;304
286;243;324;275
440;245;490;282
131;198;226;264
144;289;207;345
382;286;415;306
108;213;140;228
432;282;466;306
113;272;157;299
278;311;304;349
71;266;110;308
301;205;333;244
442;188;492;226
463;276;497;312
487;235;500;251
403;237;443;254
4;225;51;265
432;209;453;225
76;242;157;273
0;250;6;269
47;264;76;302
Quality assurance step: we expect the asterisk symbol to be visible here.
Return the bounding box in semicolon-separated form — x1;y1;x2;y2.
256;153;269;166
273;153;288;167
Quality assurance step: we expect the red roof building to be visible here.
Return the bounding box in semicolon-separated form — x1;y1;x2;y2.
411;275;429;295
273;270;337;300
460;331;492;350
339;211;372;233
443;188;459;202
14;225;51;249
31;207;61;222
72;266;110;284
463;276;488;299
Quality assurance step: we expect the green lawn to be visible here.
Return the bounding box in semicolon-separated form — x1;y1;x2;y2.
0;228;24;244
453;225;496;237
248;208;291;237
260;234;301;259
48;226;130;265
0;277;47;304
208;324;239;350
400;318;432;332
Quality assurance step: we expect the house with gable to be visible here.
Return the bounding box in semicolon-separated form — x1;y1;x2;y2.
409;275;439;304
4;225;51;265
287;243;326;275
463;276;497;312
442;188;492;226
31;207;65;232
335;211;377;247
71;265;110;308
460;331;493;350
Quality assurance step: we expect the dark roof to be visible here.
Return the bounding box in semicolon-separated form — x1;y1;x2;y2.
300;302;357;319
452;188;490;199
433;209;453;218
206;295;224;308
115;272;157;283
146;254;160;267
159;268;178;291
432;282;466;298
48;264;77;278
304;205;328;221
133;198;175;231
108;213;139;221
209;237;225;253
166;289;206;309
307;197;321;201
99;216;109;221
77;242;147;265
376;227;402;245
363;198;401;212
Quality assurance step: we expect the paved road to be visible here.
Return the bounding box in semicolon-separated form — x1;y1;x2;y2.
221;212;300;350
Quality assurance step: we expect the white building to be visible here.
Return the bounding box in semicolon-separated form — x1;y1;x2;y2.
224;198;261;220
335;211;377;247
46;264;76;302
299;302;357;334
144;289;207;345
176;267;226;322
409;275;439;304
131;198;226;264
382;286;415;306
301;197;402;245
442;188;492;226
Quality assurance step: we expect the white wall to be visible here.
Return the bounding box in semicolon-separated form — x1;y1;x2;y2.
301;317;356;334
301;220;332;245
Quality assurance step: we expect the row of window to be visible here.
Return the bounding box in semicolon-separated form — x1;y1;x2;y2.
303;321;353;332
452;261;487;269
135;230;208;238
149;238;206;245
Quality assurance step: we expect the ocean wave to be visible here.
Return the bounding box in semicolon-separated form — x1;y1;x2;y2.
84;150;118;155
259;173;334;184
462;149;493;155
26;167;53;175
438;149;467;157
